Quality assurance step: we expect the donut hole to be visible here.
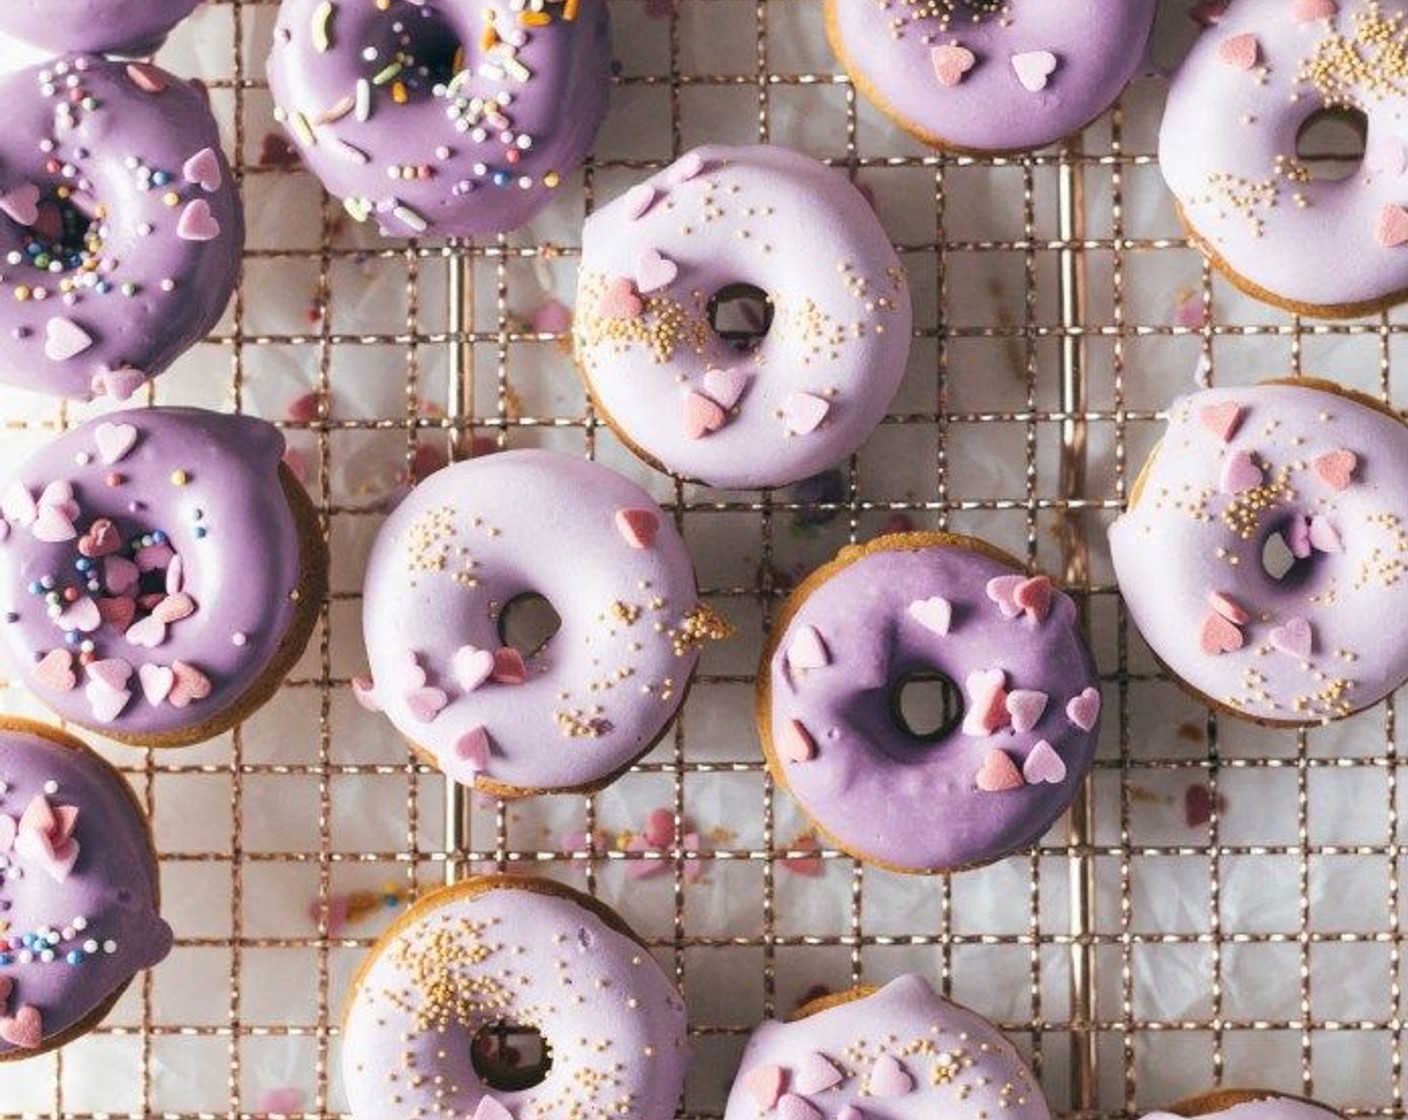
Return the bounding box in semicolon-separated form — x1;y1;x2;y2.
1261;514;1320;588
367;4;463;99
497;593;562;658
707;283;774;354
889;669;964;742
1295;106;1368;183
15;188;102;275
470;1021;553;1091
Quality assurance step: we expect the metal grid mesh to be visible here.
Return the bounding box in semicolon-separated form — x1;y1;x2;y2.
4;1;1407;1118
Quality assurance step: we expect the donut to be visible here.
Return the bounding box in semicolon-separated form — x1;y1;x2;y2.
825;1;1157;155
0;57;242;402
267;0;611;238
0;407;327;747
342;875;689;1120
723;973;1051;1120
1144;1089;1343;1120
0;717;172;1061
1160;0;1408;318
757;532;1101;874
1109;379;1408;725
0;1;201;56
358;449;730;796
573;145;912;490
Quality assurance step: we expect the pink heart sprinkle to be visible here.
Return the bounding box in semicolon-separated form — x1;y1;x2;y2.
1218;32;1260;70
1011;49;1058;92
169;661;212;708
1208;591;1250;625
78;518;121;559
1067;686;1101;732
182;146;223;192
908;595;953;635
176;198;221;242
615;507;660;549
397;650;427;689
472;1097;514;1120
1314;449;1358;490
986;574;1024;619
783;392;830;436
780;718;817;763
777;1095;823;1120
1014;575;1053;623
634;248;678;294
787;625;830;671
1200;612;1244;655
1199;401;1244;442
1286;513;1312;559
56;596;101;634
492;647;528;685
597;276;644;320
166;555;185;596
1270;616;1314;660
1023;740;1067;785
1378;204;1408;248
95;367;146;401
34;648;76;692
742;1066;787;1111
406;687;447;723
1309;515;1344;553
624;183;657;220
1005;689;1049;734
683;391;726;440
1293;0;1337;19
124;615;167;649
794;1051;843;1094
931;43;976;87
95;421;138;464
702;367;750;411
869;1054;914;1097
669;151;706;184
31;505;75;544
452;726;491;772
86;658;133;693
85;680;131;724
139;663;175;706
976;748;1024;792
0;1004;43;1050
126;63;168;93
153;593;197;624
452;646;495;692
1220;450;1262;494
0;183;40;227
962;668;1010;736
104;556;140;596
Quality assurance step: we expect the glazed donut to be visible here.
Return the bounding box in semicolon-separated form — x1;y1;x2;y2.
0;1;201;56
0;407;327;747
723;973;1051;1120
573;145;912;490
359;449;730;796
825;0;1157;155
758;532;1101;874
1145;1089;1344;1120
0;717;172;1060
1160;0;1408;317
1109;380;1408;725
267;0;611;238
0;58;242;402
342;875;689;1120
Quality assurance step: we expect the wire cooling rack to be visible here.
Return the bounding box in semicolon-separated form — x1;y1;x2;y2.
3;1;1408;1118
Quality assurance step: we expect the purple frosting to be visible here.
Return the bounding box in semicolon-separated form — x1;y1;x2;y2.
0;1;201;57
1148;1100;1343;1120
1109;383;1408;724
360;449;724;795
1160;0;1408;316
0;407;308;744
762;535;1101;873
723;974;1053;1120
267;0;611;237
0;57;243;402
0;721;171;1059
574;145;913;490
826;0;1157;153
342;878;689;1120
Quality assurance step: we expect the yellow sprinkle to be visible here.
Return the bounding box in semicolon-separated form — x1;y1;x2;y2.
170;470;189;486
311;0;335;52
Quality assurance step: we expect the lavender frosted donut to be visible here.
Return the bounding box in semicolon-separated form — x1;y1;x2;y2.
1150;1091;1344;1120
758;533;1102;874
1160;0;1408;318
358;449;729;796
0;718;172;1060
342;875;689;1120
267;0;611;238
0;1;201;57
1110;380;1408;725
0;407;327;747
723;974;1051;1120
573;145;912;490
0;58;241;402
826;1;1157;155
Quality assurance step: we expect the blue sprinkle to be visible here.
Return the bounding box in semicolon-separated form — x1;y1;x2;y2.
152;530;167;544
75;558;91;572
491;170;511;187
194;526;207;539
64;631;78;645
66;950;84;966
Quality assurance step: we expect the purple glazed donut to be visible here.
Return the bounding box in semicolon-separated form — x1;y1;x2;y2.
0;1;202;57
0;407;327;748
723;974;1051;1120
1109;380;1408;725
0;57;242;402
358;449;730;796
0;717;172;1060
573;145;912;490
826;0;1157;154
342;876;689;1120
1150;1093;1344;1120
758;533;1101;874
267;0;611;238
1161;0;1408;317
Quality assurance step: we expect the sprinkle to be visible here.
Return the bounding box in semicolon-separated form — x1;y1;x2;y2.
43;317;92;362
931;43;976;87
1023;741;1067;785
170;470;189;486
907;596;953;635
614;507;660;550
311;0;335;52
1011;50;1058;92
1218;32;1260;70
1313;448;1358;490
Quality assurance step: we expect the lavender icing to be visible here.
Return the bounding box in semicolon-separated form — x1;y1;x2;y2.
825;0;1157;154
0;407;315;745
723;974;1052;1120
1150;1100;1344;1120
267;0;611;237
760;534;1101;873
0;58;242;402
359;449;728;795
0;1;201;56
0;720;171;1060
574;145;912;490
1160;0;1408;316
341;877;689;1120
1109;382;1408;724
